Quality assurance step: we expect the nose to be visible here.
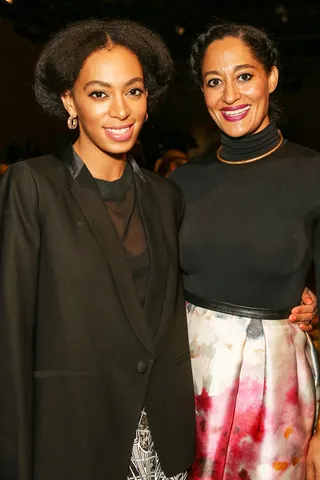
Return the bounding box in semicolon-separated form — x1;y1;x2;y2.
109;94;130;120
222;80;241;105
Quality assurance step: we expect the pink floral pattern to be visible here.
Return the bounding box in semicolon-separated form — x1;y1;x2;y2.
186;303;320;480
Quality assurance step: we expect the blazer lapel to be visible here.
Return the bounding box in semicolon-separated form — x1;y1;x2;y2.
58;147;155;354
132;163;169;339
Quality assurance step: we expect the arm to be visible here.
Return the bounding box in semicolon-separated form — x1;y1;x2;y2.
0;163;40;479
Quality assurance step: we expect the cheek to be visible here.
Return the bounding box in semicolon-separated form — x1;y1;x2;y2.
134;98;148;121
77;100;106;125
241;80;269;106
203;89;219;111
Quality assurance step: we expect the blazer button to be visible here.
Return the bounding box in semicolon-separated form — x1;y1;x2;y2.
136;361;148;374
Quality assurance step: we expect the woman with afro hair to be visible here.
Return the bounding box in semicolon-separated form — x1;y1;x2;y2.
0;19;195;480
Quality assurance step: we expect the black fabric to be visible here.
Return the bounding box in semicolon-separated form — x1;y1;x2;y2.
0;146;195;480
171;136;320;310
220;122;281;161
93;162;151;311
184;291;291;319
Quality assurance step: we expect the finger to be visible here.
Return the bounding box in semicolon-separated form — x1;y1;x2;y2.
306;463;314;480
305;288;317;303
289;313;314;323
299;324;313;332
301;295;313;305
291;304;316;314
302;287;314;304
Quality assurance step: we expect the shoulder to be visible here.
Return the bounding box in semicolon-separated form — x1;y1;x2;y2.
0;161;41;216
275;141;320;180
25;153;69;180
5;154;72;191
281;140;320;162
1;160;39;195
169;154;214;190
141;168;184;222
4;154;66;178
142;168;182;201
1;154;72;207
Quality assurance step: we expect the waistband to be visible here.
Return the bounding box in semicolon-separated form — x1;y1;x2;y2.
184;290;292;320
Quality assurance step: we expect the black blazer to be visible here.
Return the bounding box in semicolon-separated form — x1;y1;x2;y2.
0;146;195;480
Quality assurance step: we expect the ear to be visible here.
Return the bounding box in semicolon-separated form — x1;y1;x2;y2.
268;66;279;94
61;90;77;118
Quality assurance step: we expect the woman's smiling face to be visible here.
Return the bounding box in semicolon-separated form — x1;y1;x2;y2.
201;36;278;138
62;45;148;158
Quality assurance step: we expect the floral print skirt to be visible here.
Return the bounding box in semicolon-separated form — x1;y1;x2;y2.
127;409;188;480
186;302;320;480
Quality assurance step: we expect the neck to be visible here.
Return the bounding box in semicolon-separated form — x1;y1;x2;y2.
73;137;126;181
219;123;282;163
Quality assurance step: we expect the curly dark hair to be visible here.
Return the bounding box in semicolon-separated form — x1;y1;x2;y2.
34;19;173;119
190;22;283;123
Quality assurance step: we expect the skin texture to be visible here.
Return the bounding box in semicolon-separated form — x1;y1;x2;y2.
201;36;278;138
61;45;148;181
307;432;320;479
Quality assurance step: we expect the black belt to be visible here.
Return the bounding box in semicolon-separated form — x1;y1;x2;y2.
184;291;292;320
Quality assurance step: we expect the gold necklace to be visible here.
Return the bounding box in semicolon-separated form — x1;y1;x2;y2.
217;130;284;165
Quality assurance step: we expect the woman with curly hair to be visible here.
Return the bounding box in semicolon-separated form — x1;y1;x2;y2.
0;19;195;480
171;22;320;479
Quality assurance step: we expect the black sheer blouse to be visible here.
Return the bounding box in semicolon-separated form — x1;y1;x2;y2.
94;163;150;309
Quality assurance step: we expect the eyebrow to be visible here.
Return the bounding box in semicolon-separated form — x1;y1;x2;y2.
84;77;144;90
204;64;256;79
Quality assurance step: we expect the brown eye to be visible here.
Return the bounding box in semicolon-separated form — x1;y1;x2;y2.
127;88;144;96
89;91;107;99
207;78;221;88
238;73;253;82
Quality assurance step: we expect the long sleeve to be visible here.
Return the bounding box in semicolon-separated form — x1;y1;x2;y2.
0;163;40;479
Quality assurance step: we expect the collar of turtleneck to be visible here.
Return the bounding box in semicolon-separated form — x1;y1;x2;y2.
219;123;282;162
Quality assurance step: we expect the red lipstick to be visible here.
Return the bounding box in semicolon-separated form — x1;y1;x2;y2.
221;104;251;122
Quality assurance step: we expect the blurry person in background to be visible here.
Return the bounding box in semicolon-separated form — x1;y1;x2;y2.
0;162;8;176
154;149;188;177
187;123;220;160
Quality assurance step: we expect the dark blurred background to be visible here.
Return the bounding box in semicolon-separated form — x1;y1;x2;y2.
1;0;320;168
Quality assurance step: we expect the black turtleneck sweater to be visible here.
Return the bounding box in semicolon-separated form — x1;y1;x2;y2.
170;123;320;309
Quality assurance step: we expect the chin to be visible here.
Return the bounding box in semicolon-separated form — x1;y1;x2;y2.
103;141;136;155
221;124;251;138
